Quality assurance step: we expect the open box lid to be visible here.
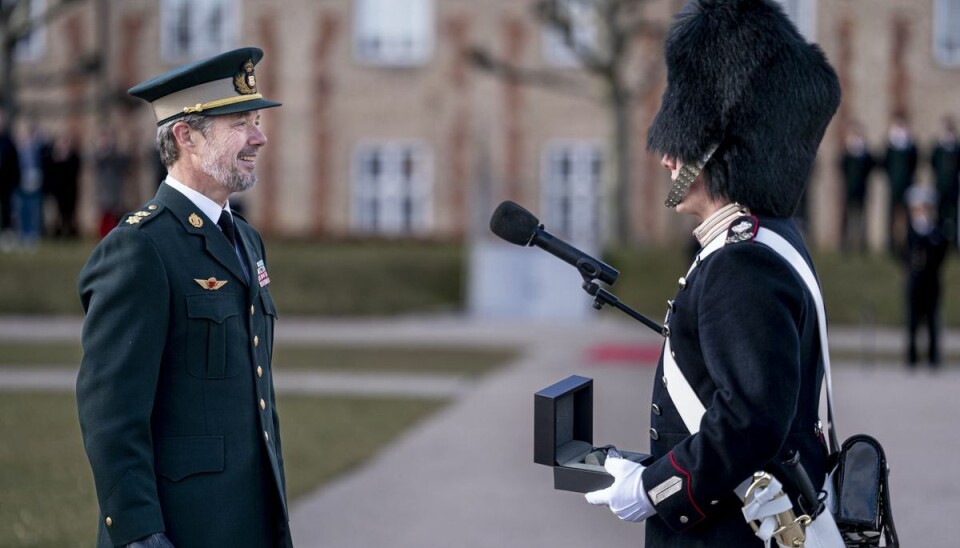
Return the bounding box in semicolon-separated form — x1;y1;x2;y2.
534;375;593;467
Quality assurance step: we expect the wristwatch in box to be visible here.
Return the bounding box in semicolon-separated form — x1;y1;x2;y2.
534;375;651;493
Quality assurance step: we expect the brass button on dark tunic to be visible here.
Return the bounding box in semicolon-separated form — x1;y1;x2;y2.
257;366;263;377
652;403;662;416
254;335;259;347
649;428;660;440
260;398;266;410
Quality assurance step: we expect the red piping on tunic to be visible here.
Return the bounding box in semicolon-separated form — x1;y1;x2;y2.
669;451;706;519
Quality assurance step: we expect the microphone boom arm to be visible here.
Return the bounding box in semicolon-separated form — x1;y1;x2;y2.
582;280;664;336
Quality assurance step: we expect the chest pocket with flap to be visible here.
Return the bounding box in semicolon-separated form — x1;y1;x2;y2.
186;293;242;379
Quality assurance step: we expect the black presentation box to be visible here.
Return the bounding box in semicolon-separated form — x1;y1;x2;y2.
534;375;651;493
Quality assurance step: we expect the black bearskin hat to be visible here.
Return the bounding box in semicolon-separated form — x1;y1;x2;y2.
647;0;841;217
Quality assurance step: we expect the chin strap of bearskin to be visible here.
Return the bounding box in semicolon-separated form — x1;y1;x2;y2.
664;144;719;208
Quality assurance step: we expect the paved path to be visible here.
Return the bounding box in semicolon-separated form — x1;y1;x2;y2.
2;315;957;546
0;368;474;398
281;318;958;547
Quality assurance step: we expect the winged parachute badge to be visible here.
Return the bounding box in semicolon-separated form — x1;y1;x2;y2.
195;277;228;291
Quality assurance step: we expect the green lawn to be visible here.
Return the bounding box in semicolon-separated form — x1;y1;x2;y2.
0;343;84;366
2;238;959;326
606;247;960;327
273;344;516;376
0;342;516;377
0;239;462;316
0;393;445;548
0;341;511;547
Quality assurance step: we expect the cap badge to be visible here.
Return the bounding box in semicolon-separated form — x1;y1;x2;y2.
233;59;257;95
195;277;228;291
188;213;204;228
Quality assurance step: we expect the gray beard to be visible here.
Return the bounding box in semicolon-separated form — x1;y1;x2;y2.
200;153;257;193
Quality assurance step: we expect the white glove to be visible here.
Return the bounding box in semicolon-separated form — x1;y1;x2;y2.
125;533;175;548
585;456;657;523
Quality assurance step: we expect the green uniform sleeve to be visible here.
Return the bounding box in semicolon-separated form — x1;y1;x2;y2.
76;227;170;545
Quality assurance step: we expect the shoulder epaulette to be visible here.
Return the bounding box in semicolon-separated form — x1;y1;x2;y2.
725;215;759;244
119;202;165;229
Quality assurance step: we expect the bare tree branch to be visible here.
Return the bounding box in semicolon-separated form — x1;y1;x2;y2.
5;0;85;46
466;46;598;101
535;0;612;75
467;0;661;244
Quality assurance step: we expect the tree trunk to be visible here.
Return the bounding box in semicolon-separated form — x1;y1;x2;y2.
609;87;632;246
0;25;13;115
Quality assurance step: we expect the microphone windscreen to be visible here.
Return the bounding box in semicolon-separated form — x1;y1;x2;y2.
489;201;540;246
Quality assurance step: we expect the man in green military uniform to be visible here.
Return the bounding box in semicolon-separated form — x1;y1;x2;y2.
76;47;291;547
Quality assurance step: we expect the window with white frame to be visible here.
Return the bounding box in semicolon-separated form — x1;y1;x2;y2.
772;0;816;42
934;0;960;66
542;0;600;68
10;0;46;62
352;142;433;235
161;0;238;62
541;142;604;244
354;0;434;66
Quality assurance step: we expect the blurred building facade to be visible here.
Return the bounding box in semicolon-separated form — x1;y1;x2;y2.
10;0;960;250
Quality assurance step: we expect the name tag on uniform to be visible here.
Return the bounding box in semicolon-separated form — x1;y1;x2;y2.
256;260;271;287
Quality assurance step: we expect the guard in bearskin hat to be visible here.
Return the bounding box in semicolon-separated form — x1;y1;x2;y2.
584;0;841;546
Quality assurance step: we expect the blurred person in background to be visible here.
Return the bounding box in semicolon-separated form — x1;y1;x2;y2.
583;1;841;546
839;121;874;253
76;47;290;548
883;113;918;255
46;130;81;238
931;115;960;250
93;127;129;238
15;120;46;251
903;184;948;370
0;109;20;251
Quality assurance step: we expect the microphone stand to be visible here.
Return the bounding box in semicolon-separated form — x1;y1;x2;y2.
581;279;665;336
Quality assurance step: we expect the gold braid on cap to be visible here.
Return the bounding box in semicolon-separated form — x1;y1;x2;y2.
183;93;263;114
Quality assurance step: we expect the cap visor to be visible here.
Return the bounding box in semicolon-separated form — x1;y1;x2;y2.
156;99;282;126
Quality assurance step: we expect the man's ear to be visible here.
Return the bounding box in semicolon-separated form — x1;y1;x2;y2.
171;121;198;151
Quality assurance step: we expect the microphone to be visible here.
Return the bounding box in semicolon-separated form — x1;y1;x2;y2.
489;201;619;286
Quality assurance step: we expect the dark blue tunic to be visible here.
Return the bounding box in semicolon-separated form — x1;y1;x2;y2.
643;216;828;547
77;183;291;547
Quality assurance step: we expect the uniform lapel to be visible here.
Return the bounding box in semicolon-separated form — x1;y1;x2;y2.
236;220;260;301
156;183;249;285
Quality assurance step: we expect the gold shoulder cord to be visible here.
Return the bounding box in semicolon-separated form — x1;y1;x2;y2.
183;93;263;114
